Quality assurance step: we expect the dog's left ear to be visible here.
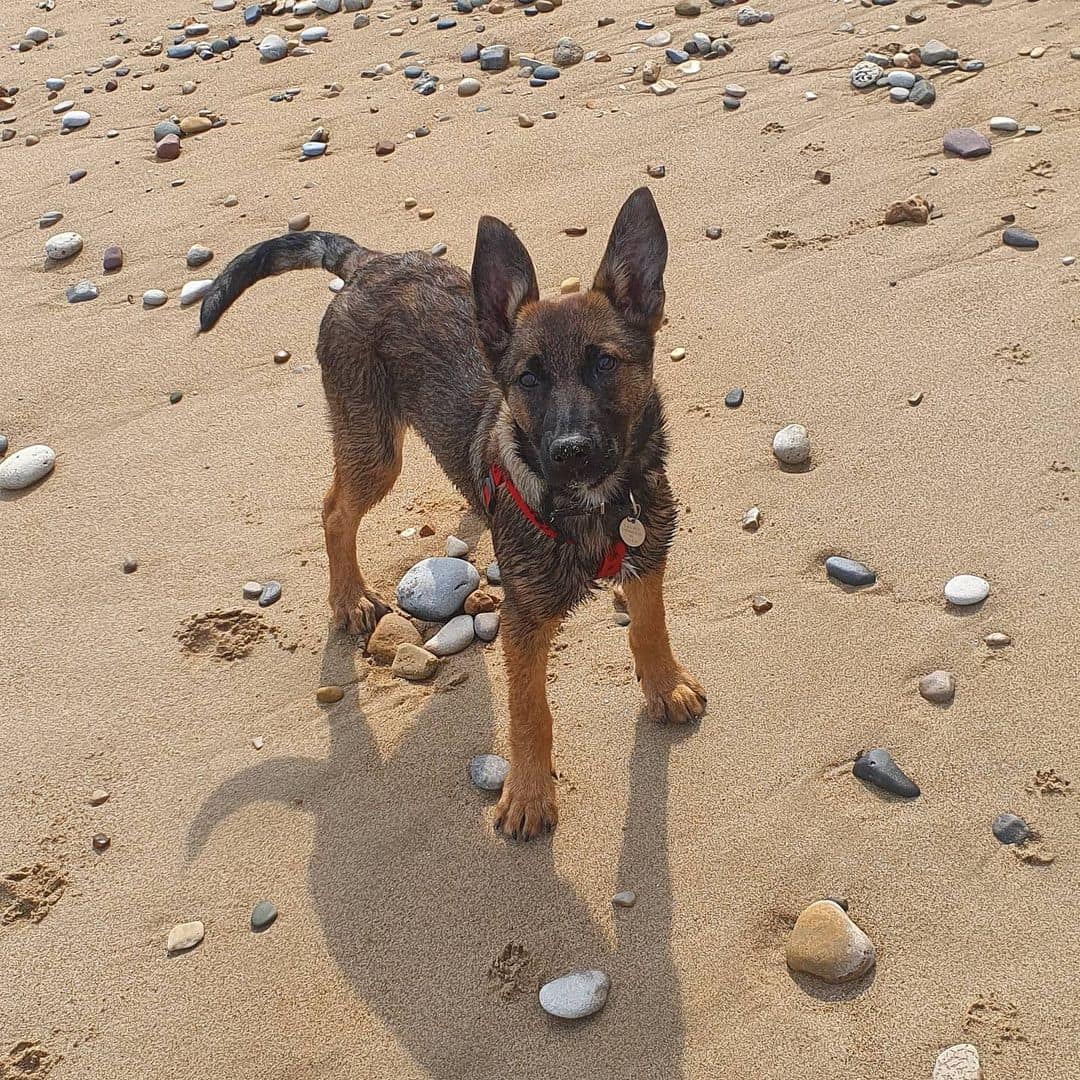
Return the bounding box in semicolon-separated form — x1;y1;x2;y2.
471;216;540;368
592;187;668;335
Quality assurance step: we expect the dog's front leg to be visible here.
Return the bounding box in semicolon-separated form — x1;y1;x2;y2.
493;608;561;840
623;565;707;724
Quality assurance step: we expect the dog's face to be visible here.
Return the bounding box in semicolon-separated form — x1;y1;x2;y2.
472;188;668;493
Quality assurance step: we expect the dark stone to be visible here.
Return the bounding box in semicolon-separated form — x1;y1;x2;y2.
908;80;936;107
460;43;480;63
169;391;183;404
724;387;744;408
103;245;123;271
635;19;655;30
435;17;457;28
705;225;722;240
825;556;876;588
943;128;990;158
479;44;510;71
1003;227;1038;250
403;65;424;78
68;169;87;183
532;64;559;80
853;748;921;798
243;2;261;20
665;48;690;64
251;899;278;931
92;833;111;852
992;812;1029;845
123;557;138;574
258;581;282;607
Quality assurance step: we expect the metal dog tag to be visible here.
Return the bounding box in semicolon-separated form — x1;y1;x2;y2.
619;516;646;548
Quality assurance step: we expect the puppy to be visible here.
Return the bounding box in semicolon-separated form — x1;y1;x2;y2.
199;187;706;839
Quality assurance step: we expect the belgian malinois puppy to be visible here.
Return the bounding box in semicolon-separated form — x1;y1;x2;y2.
198;187;706;839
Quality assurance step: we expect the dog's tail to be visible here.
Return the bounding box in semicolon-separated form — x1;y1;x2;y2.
198;231;371;333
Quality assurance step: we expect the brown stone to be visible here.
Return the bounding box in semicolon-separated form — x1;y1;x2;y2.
179;115;213;135
464;590;497;615
375;140;396;156
884;195;930;225
392;643;439;681
786;899;876;983
316;685;345;704
366;612;422;663
155;134;181;160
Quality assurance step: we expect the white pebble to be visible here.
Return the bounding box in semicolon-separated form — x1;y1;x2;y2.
44;232;83;261
61;111;92;129
772;423;810;466
0;444;56;491
539;970;610;1019
944;574;990;606
446;535;469;558
180;279;214;306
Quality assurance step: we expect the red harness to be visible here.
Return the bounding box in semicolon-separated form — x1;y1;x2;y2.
481;463;627;580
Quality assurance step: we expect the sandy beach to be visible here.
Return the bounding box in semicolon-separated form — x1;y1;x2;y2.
3;0;1079;1076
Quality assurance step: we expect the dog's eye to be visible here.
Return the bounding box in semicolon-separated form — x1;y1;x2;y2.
518;371;540;389
596;353;617;372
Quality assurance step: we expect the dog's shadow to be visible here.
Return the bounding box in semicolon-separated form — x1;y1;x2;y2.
187;629;687;1078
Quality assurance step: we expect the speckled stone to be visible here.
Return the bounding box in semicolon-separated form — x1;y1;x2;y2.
933;1044;982;1080
0;445;56;490
539;970;611;1019
468;753;508;791
992;812;1029;845
919;670;955;704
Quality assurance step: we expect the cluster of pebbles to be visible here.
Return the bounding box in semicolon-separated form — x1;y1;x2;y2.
849;38;985;106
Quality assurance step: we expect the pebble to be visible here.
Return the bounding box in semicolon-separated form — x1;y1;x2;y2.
752;595;772;615
645;31;672;47
943;129;991;159
156;134;181;160
560;278;581;294
258;34;288;62
853;748;921;798
850;61;884;88
89;788;110;806
647;162;667;178
612;890;637;908
242;581;263;599
825;556;876;588
989;116;1019;133
741;506;761;531
186;245;213;268
62;111;92;130
480;45;510;71
992;812;1029;845
180;279;214;306
273;350;291;364
933;1044;982;1080
66;281;99;304
539;970;611;1019
553;38;584;67
670;347;686;362
316;685;345;704
785;900;875;983
122;557;138;574
166;920;205;954
944;574;989;606
474;611;500;641
392;643;439;681
300;26;329;43
458;78;481;97
92;834;111;852
985;632;1011;648
486;561;501;585
39;212;64;228
446;535;470;559
705;225;723;240
250;900;278;931
425;614;476;657
919;670;955;705
468;753;509;791
375;141;396;156
613;612;631;627
258;581;282;607
102;246;123;272
44;232;84;261
397;557;480;621
169;391;183;406
366;612;422;663
922;40;958;65
772;424;810;466
143;289;168;307
724;387;744;408
302;141;327;158
0;435;6;456
909;80;936;106
1003;227;1038;250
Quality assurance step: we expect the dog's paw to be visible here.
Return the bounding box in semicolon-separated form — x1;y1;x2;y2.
493;772;558;841
641;666;707;725
330;586;390;638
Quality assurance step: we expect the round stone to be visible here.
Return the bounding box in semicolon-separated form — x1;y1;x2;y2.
468;753;508;791
61;111;91;129
316;685;344;704
785;900;876;983
532;65;559;81
250;900;278;931
258;34;288;61
0;445;56;490
539;970;610;1019
258;581;282;607
772;424;810;465
919;670;955;704
825;556;876;588
424;614;476;657
474;611;500;641
186;245;213;268
670;347;686;362
553;37;584;67
445;535;470;559
44;232;83;261
92;834;111;852
166;920;205;954
889;86;910;102
301;141;327;157
458;77;481;97
122;558;138;574
944;574;989;606
397;557;481;621
392;643;439;681
933;1044;982;1080
143;289;168;307
992;812;1029;845
724;388;744;408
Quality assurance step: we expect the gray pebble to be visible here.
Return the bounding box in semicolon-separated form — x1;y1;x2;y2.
853;748;921;798
143;289;168;307
251;900;278;931
1003;227;1038;250
908;80;935;106
825;556;876;588
468;753;508;791
992;812;1029;845
258;581;282;607
425;614;475;656
398;557;480;621
486;561;501;585
186;245;213;267
66;281;99;303
474;611;500;641
257;34;288;61
612;890;637;908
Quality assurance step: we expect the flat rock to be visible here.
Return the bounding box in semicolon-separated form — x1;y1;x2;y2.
919;670;955;704
143;289;168;307
943;128;991;158
250;900;278;931
474;611;500;641
397;557;480;621
933;1044;982;1080
853;748;921;797
425;614;475;656
167;920;205;954
772;424;810;465
539;970;610;1019
392;642;439;681
944;574;989;606
62;111;91;130
366;612;422;663
989;116;1019;133
66;281;99;303
825;556;876;587
992;812;1029;845
1;445;58;490
468;753;508;791
785;900;875;983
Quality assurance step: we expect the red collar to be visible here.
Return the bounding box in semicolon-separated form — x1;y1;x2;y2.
482;463;627;580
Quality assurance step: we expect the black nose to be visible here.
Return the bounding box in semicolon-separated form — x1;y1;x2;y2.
549;435;593;466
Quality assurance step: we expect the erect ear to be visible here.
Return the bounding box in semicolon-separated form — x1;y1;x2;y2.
592;187;668;335
471;216;540;366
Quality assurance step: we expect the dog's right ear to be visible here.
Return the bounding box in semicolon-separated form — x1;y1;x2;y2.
471;216;540;368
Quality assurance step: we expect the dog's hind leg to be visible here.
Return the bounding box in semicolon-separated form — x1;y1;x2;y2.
322;408;404;638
